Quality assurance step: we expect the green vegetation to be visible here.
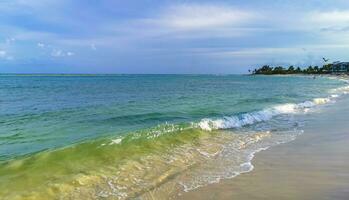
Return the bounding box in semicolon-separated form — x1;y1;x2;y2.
252;64;333;75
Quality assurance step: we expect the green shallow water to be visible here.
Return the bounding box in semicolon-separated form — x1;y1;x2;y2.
0;75;348;199
0;126;211;199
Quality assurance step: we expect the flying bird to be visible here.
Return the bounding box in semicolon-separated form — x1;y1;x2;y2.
323;57;329;62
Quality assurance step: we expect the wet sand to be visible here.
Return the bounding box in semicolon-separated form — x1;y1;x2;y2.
179;96;349;200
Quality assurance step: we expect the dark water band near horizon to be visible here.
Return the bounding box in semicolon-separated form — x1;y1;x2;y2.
0;74;349;199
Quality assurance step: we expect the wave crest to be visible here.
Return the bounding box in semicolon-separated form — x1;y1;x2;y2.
198;96;334;131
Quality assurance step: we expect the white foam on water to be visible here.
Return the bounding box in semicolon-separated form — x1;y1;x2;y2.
331;85;349;95
109;138;123;145
196;148;222;158
313;97;331;105
178;130;301;192
197;96;335;132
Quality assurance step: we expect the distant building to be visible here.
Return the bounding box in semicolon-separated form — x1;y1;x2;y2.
332;62;349;73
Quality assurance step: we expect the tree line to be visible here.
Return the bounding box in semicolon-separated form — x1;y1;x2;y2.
252;64;333;75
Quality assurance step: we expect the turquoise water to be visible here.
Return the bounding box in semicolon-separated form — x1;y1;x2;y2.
0;75;343;160
0;74;347;199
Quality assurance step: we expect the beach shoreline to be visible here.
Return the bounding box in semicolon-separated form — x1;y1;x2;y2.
177;86;349;200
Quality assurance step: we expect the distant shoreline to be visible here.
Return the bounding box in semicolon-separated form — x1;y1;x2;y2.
251;64;348;75
251;73;349;80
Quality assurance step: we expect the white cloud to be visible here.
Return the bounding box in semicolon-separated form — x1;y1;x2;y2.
309;10;349;24
144;4;255;31
0;50;14;60
37;42;45;48
51;49;63;57
0;50;7;57
5;38;15;44
5;56;14;60
290;10;349;33
305;10;349;36
51;49;74;57
66;51;74;56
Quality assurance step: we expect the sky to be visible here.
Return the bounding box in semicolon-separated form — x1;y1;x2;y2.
0;0;349;74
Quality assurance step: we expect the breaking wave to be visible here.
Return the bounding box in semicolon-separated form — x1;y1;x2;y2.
197;96;334;131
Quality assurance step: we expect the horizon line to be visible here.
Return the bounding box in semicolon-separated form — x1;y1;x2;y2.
0;73;248;76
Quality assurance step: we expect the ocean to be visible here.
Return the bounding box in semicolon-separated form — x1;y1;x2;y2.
0;74;348;199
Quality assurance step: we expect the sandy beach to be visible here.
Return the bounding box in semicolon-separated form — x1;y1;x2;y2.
179;91;349;200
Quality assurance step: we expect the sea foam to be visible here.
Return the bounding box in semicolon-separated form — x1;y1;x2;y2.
198;96;335;131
